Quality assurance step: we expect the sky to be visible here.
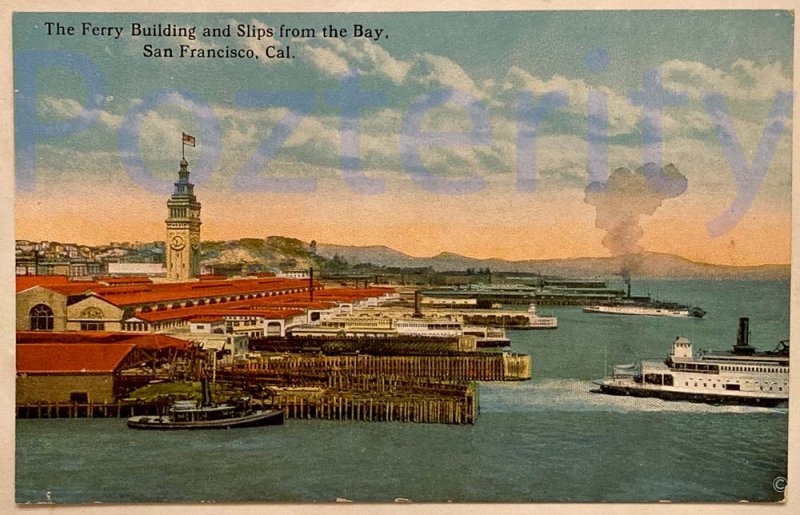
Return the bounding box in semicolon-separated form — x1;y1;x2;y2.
13;11;794;266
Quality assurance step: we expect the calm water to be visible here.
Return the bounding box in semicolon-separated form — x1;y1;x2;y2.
16;280;789;503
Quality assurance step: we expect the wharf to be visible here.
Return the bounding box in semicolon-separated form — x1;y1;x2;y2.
17;350;531;426
228;352;531;382
261;375;478;424
16;399;171;419
250;335;472;354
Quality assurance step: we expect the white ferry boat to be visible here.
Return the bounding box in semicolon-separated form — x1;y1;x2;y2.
594;318;789;407
462;325;511;347
457;304;557;329
584;302;706;318
525;304;558;329
394;318;463;338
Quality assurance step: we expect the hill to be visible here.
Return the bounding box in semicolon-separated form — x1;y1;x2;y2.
314;243;789;280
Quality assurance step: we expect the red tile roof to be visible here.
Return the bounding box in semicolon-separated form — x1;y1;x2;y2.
20;281;105;296
16;275;75;293
17;331;133;344
93;277;313;306
126;286;395;323
17;276;317;305
98;277;154;285
17;344;136;374
198;274;227;281
16;331;190;350
133;305;304;323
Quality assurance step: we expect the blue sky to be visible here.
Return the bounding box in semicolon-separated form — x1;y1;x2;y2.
13;11;794;265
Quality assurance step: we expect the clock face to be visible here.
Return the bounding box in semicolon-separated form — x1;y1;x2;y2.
170;235;186;250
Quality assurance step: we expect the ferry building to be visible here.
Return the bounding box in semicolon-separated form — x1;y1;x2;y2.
16;155;396;338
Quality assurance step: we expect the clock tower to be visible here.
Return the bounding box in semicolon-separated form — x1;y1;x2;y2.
166;158;201;282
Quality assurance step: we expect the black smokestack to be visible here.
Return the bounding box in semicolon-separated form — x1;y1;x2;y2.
734;317;755;355
627;279;631;299
737;317;750;347
309;267;314;302
413;291;422;318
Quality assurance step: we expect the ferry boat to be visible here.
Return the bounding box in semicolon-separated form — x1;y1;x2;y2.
594;318;789;407
584;282;705;318
525;304;558;329
127;379;284;430
394;317;462;337
458;304;557;329
584;302;706;318
462;325;511;347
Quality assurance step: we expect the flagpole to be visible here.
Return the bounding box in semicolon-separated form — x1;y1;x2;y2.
181;132;185;159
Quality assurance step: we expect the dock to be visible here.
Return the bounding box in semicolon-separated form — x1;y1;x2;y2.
17;351;530;425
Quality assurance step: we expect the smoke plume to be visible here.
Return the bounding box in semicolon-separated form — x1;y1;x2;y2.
585;163;687;279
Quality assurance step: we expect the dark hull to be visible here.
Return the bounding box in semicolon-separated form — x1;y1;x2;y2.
127;409;285;430
598;384;787;408
476;339;511;348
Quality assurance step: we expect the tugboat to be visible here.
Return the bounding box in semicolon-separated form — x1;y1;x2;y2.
127;378;284;430
594;318;789;407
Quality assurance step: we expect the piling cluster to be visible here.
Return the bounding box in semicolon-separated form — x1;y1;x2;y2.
221;351;530;425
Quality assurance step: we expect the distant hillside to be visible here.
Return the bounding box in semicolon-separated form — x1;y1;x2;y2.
315;243;789;280
201;236;324;271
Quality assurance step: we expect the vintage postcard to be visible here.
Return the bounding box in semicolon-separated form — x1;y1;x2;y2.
5;1;796;510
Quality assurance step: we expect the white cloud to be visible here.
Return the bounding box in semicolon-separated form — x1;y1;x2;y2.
302;45;351;76
37;96;124;129
404;53;482;99
296;36;410;84
661;59;792;101
499;66;645;136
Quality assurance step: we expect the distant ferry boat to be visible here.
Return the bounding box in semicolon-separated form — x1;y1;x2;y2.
525;304;558;329
594;318;789;407
584;302;706;318
459;304;558;329
462;325;511;347
583;282;706;318
394;318;463;338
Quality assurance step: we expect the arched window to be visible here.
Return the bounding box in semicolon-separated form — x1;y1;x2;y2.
30;304;54;331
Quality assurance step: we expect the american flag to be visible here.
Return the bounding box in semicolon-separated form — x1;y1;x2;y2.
182;133;196;147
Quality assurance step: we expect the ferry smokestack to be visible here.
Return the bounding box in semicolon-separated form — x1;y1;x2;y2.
627;282;631;299
413;290;423;318
309;267;314;302
737;317;750;347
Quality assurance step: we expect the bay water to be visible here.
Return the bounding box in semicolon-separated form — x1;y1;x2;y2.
16;280;789;503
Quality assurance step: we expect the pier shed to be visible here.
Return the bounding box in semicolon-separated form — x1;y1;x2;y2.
16;343;140;404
